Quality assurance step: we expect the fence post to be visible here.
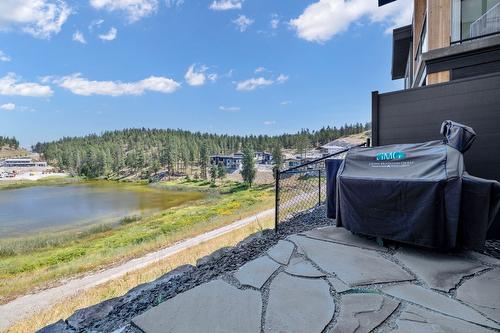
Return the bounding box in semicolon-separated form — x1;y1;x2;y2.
318;169;321;205
274;168;280;232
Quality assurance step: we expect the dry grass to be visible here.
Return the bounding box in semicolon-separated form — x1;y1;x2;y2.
6;216;274;333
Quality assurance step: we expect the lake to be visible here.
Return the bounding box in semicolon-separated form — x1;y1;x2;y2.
0;182;204;238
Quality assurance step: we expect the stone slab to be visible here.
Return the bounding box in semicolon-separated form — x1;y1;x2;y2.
456;268;500;323
392;305;495;333
382;283;500;329
395;248;485;291
234;255;281;289
264;273;334;333
291;236;413;286
132;280;262;333
286;234;305;254
328;277;351;293
331;293;399;333
302;226;385;251
285;257;325;278
267;240;294;265
464;251;500;266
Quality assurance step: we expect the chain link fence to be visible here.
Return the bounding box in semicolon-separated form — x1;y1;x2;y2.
275;143;367;231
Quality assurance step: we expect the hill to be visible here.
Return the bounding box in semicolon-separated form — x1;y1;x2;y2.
34;124;370;179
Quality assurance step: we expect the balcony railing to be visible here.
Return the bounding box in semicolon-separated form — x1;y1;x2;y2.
470;2;500;39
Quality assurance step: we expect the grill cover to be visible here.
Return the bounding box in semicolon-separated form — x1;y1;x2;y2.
336;121;500;250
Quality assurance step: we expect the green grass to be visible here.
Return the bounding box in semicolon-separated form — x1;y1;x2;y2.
0;179;273;303
0;176;78;190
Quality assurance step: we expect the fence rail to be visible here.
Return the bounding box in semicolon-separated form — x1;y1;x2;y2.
274;142;367;231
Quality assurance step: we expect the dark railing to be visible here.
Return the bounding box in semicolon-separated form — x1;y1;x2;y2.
274;142;368;231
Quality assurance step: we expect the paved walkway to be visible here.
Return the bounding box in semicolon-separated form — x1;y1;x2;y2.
132;226;500;333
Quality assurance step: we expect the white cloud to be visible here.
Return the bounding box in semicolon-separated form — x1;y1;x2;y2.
236;73;288;91
52;73;180;96
208;73;218;82
270;14;279;29
184;64;207;86
290;0;413;43
264;120;276;125
72;30;86;44
219;106;240;112
90;0;159;22
276;74;288;84
88;19;104;31
280;100;292;105
236;77;273;91
254;67;266;73
99;27;117;41
0;103;15;111
0;73;53;97
0;50;11;62
209;0;243;11
0;0;71;39
233;15;253;32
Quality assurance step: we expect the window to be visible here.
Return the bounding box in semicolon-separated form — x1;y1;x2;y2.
454;0;500;41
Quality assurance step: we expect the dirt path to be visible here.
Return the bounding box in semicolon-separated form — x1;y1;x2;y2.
0;208;275;332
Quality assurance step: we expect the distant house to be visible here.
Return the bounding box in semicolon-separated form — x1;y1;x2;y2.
1;158;47;168
210;155;243;170
255;151;272;164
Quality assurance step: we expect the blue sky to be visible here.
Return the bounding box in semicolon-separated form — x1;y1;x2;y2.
0;0;412;147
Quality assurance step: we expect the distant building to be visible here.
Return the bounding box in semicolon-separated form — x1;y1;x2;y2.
1;158;47;168
210;151;273;170
255;151;272;164
210;155;243;170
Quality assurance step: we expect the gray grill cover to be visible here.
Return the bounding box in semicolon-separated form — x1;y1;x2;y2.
336;121;500;250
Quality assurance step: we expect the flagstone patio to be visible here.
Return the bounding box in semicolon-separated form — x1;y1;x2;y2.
131;226;500;333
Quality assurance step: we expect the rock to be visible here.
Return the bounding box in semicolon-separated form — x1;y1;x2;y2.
328;277;351;293
392;305;495;333
264;273;334;333
234;255;281;289
237;231;263;247
285;257;325;278
267;240;295;265
291;236;413;286
382;283;500;329
303;226;384;251
395;248;485;291
331;293;399;333
35;320;72;333
456;268;500;322
67;297;118;330
196;247;232;267
132;280;262;333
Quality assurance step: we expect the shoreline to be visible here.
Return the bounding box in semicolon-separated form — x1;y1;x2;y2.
0;207;275;332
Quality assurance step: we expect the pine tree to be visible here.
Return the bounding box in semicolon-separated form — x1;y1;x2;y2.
241;147;256;187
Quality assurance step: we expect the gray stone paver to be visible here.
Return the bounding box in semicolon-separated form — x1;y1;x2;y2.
392;305;495;333
291;236;413;286
131;226;500;333
456;268;500;323
267;240;294;265
395;248;485;291
382;283;500;329
465;251;500;266
330;293;399;333
132;280;261;333
303;226;385;251
264;273;334;333
328;277;351;292
284;257;325;278
234;255;281;289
